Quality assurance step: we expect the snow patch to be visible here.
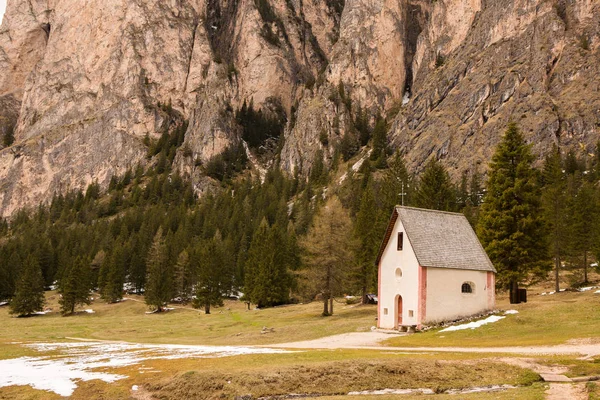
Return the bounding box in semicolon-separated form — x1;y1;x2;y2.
132;385;139;391
0;342;291;397
578;287;596;292
504;310;519;315
84;309;95;314
439;315;505;332
595;290;600;294
349;388;434;395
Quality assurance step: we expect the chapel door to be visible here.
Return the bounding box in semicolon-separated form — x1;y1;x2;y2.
397;295;403;329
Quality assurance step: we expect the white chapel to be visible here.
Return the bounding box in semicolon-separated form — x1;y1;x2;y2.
376;206;496;330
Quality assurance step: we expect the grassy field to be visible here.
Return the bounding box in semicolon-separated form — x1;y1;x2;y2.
0;292;376;352
1;280;599;399
385;288;600;348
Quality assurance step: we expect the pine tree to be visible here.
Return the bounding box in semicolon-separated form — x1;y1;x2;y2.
100;244;126;303
541;145;567;292
380;151;411;211
194;234;225;313
415;158;455;211
370;115;388;168
244;220;291;307
58;256;92;315
353;181;378;303
569;180;598;284
9;255;45;317
174;249;194;301
477;123;550;302
301;196;354;316
145;228;172;312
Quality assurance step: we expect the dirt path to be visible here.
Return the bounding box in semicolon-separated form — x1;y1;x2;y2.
270;331;600;358
272;333;597;400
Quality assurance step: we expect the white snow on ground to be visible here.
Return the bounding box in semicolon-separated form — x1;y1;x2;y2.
595;290;600;294
349;388;434;395
84;309;95;314
504;310;519;315
578;287;597;292
0;341;291;397
439;315;505;332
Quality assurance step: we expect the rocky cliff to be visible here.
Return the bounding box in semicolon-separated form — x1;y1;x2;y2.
0;0;598;216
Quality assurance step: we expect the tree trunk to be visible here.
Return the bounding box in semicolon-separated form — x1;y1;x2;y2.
509;280;520;304
329;296;334;316
583;251;588;284
554;255;560;293
205;303;211;315
323;266;331;316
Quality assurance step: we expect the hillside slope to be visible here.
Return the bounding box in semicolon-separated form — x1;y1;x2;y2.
0;0;598;216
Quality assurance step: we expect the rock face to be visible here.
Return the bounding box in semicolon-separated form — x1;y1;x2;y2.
0;0;599;216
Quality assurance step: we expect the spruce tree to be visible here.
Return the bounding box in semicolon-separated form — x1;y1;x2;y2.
9;255;45;317
370;115;388;168
301;196;354;316
174;249;194;301
477;123;550;301
58;256;92;315
194;235;225;314
541;145;567;292
244;220;291;307
353;181;378;303
569;180;598;283
145;228;172;312
415;158;455;211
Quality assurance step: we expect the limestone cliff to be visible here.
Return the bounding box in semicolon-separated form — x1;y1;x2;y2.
0;0;599;216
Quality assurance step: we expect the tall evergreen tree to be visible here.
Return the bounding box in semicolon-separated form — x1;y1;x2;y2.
244;220;291;307
477;123;550;302
415;158;455;211
145;228;172;312
58;256;92;315
541;145;567;292
301;196;354;316
9;255;45;317
370;115;388;168
194;234;226;314
569;180;598;283
353;181;378;303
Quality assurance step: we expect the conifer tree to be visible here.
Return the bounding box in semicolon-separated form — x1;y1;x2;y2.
100;244;126;303
415;158;454;211
541;145;567;292
174;249;194;301
301;196;354;316
58;256;92;315
569;180;598;283
244;220;291;307
145;228;172;312
380;151;412;211
477;124;550;301
353;181;378;303
370;115;388;168
9;255;45;317
194;234;226;313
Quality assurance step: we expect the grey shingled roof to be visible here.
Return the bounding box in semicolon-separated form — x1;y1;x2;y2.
397;206;496;272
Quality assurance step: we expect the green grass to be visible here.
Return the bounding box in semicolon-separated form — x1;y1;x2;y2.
0;292;376;352
384;290;600;348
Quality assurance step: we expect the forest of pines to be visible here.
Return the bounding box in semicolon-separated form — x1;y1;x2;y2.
1;124;600;316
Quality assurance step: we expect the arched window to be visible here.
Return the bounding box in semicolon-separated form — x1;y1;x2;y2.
461;282;473;294
395;268;403;281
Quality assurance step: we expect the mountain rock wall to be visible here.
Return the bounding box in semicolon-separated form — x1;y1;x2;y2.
0;0;598;216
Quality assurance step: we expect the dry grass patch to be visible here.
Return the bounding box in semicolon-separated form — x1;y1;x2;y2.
144;358;540;399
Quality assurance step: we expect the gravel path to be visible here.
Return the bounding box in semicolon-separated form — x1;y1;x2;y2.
270;331;600;358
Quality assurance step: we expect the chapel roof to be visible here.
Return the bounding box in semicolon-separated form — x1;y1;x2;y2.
375;206;496;273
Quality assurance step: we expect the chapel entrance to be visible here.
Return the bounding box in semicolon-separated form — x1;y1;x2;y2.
396;295;403;329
